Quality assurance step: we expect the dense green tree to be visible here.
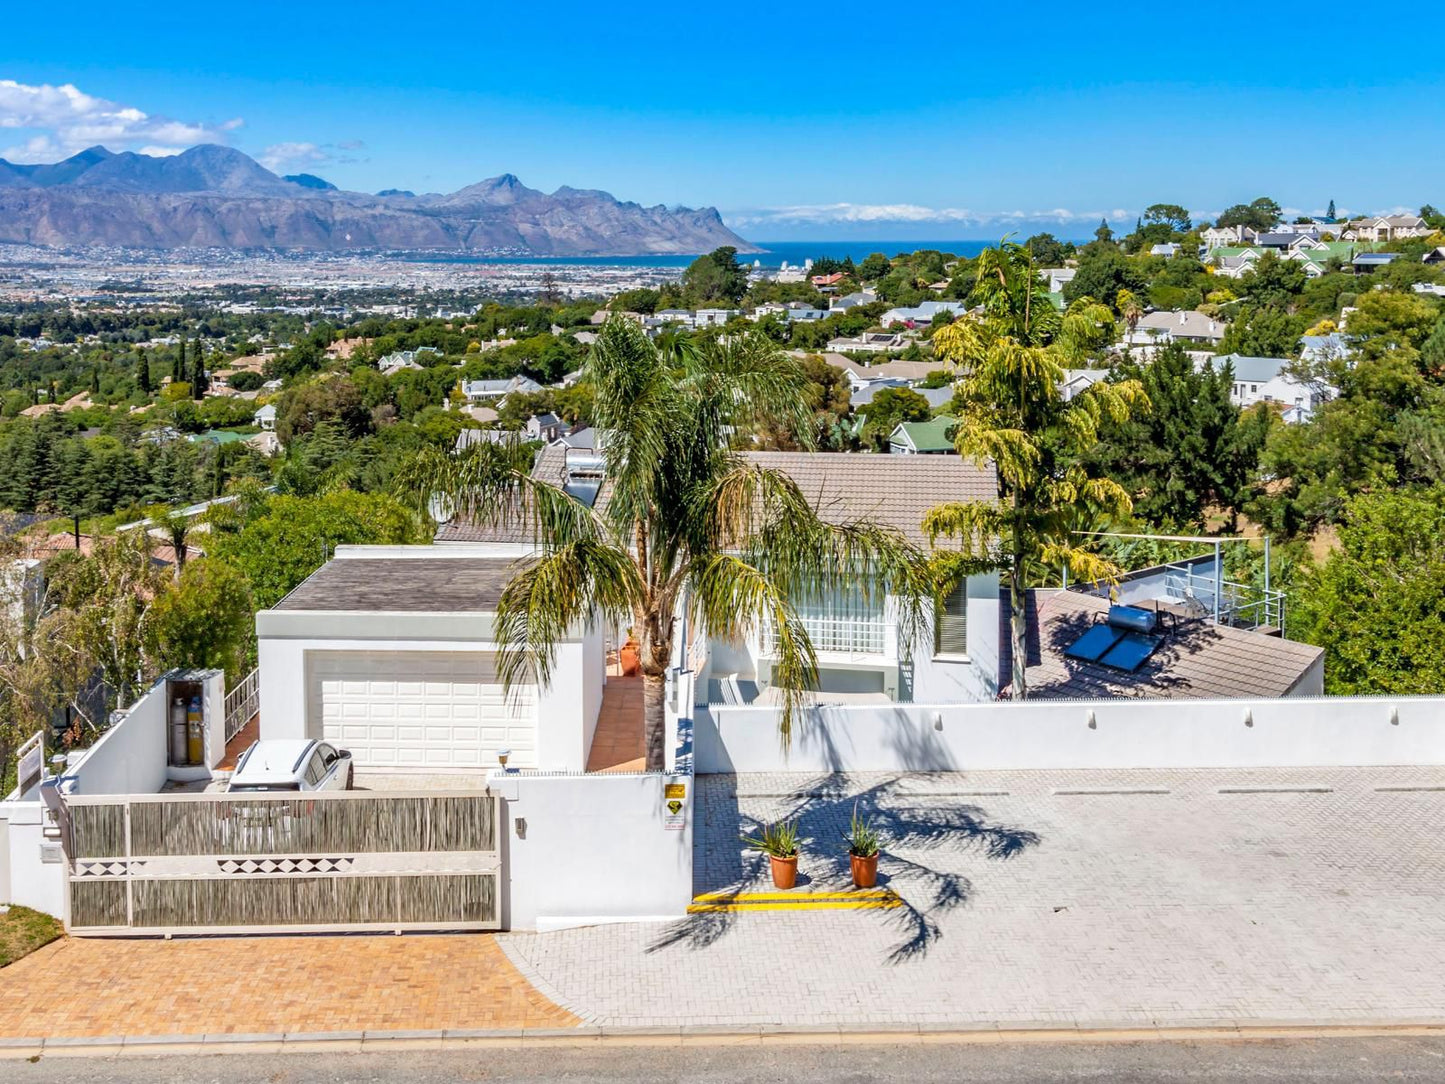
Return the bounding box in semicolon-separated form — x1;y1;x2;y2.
1090;345;1265;528
145;558;255;682
1325;199;1336;223
857;253;892;281
1023;233;1074;267
1143;203;1192;233
134;351;151;395
1216;197;1283;232
681;246;750;305
1292;487;1445;694
1063;250;1146;310
860;387;931;451
208;490;426;611
174;339;186;385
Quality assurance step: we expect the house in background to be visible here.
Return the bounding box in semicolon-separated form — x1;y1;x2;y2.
1126;310;1227;349
1214;354;1332;422
1352;252;1400;274
253;403;277;431
1343;215;1431;242
889;415;957;455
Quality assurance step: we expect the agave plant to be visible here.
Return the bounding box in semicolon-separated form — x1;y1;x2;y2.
842;801;881;858
742;818;800;859
394;317;932;770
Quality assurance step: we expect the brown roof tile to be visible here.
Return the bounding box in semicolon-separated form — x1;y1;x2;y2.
1001;590;1324;700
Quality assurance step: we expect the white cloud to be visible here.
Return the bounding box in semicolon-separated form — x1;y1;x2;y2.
135;145;185;157
258;141;329;171
727;202;1134;230
0;79;242;162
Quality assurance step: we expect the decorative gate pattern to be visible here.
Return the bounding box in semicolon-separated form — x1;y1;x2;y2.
60;790;501;935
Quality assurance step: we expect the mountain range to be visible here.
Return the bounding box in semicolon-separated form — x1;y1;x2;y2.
0;145;755;256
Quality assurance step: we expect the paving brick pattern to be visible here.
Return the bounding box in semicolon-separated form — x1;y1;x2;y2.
0;934;577;1038
500;766;1445;1029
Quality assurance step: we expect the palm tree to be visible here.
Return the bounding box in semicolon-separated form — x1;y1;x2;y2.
395;318;931;770
923;242;1148;700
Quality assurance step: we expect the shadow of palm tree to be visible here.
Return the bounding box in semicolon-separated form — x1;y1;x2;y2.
648;773;1041;962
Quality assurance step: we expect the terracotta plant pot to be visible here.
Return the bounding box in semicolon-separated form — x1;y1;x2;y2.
619;641;640;676
850;852;878;888
769;854;798;889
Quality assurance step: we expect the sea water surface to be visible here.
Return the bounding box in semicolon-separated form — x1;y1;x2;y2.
412;240;1008;269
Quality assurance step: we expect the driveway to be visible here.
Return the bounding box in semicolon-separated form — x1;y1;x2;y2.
501;765;1445;1029
0;933;576;1038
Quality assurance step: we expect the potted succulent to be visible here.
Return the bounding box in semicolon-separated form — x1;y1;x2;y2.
742;819;801;889
843;802;881;888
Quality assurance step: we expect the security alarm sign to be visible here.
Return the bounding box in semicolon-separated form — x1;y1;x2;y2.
663;779;686;830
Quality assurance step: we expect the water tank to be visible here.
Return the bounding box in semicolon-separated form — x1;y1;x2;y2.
1106;604;1158;634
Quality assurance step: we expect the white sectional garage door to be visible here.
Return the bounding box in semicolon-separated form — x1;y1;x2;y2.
307;651;537;769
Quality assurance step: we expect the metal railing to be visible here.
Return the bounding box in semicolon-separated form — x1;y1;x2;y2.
223;669;259;742
1162;564;1285;631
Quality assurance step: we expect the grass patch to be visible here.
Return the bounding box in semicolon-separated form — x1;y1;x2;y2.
0;906;62;967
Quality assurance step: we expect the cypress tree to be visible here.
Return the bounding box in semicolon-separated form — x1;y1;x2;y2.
90;367;100;395
135;351;151;395
191;342;207;399
1326;199;1337;223
175;339;186;384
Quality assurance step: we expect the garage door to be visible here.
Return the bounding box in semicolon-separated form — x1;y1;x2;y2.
307;651;537;769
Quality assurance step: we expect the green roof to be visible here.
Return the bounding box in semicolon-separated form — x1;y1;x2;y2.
891;414;958;453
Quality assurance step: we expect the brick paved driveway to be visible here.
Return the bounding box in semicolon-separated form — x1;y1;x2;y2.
0;934;576;1038
501;766;1445;1029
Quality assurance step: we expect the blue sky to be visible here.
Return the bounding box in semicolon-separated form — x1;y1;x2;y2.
3;0;1444;240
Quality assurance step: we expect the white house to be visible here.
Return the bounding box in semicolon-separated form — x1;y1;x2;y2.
256;545;606;774
1127;310;1227;348
461;375;543;402
881;300;968;326
1213;354;1332;421
253;403;277;431
1040;268;1076;293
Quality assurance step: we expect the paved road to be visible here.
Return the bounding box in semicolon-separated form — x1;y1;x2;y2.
19;1036;1445;1082
504;766;1445;1029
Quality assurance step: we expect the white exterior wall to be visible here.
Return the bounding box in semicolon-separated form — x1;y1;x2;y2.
0;801;64;916
695;695;1445;775
258;633;597;774
491;768;694;931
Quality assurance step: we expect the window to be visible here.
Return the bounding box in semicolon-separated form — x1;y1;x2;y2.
935;580;969;656
304;753;325;786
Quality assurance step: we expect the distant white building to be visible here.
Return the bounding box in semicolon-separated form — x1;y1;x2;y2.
1126;310;1227;348
1213;354;1332;422
880;300;968;326
461;375;543;402
254;403;277;431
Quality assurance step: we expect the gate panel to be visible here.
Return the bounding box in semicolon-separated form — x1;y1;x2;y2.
61;790;502;935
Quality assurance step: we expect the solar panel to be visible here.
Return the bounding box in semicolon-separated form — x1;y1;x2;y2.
1064;624;1126;662
1098;632;1163;673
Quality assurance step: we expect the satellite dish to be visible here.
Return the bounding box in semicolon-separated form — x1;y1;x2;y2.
427;492;455;525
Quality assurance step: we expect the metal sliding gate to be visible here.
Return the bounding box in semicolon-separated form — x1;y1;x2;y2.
57;790;502;935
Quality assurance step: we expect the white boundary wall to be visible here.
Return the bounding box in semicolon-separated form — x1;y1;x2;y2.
697;695;1445;774
490;768;694;931
489;665;697;932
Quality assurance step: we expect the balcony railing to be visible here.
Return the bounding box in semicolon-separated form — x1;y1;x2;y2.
223;669;259;742
1162;564;1285;631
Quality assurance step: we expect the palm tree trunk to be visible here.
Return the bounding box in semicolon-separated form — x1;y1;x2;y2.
642;671;667;772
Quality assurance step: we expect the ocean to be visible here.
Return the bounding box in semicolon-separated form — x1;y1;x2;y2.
411;240;1005;269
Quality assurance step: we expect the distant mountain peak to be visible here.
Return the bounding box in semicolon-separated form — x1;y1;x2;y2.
284;173;337;191
0;146;756;256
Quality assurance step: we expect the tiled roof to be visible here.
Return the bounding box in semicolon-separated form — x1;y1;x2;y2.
438;449;997;550
274;556;519;613
999;590;1323;701
741;451;996;547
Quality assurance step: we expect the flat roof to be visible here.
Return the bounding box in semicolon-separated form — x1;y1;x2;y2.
273;556;520;613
